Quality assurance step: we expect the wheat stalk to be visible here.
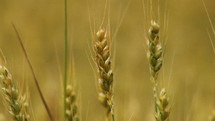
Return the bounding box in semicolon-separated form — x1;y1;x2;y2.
93;27;114;121
147;20;170;121
65;85;79;121
0;65;30;121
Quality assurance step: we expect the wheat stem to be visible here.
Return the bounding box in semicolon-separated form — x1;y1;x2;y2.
64;0;68;120
112;114;115;121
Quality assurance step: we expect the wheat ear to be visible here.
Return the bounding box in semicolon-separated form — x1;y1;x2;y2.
93;27;114;121
0;65;30;121
65;85;79;121
147;20;170;121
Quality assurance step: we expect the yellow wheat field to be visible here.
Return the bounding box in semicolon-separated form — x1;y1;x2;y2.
0;0;215;121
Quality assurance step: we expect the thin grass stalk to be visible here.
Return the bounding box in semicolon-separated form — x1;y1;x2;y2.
0;65;30;121
64;0;68;120
12;24;53;121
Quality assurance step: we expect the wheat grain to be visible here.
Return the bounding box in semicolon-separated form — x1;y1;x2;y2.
0;65;30;121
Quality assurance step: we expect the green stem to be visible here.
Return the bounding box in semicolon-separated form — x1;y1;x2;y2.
153;85;158;113
112;114;115;121
64;0;68;120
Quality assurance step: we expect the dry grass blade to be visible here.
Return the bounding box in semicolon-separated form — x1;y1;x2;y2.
12;24;54;121
0;65;30;121
147;20;171;121
93;27;114;121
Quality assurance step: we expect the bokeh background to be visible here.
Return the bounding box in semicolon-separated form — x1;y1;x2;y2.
0;0;215;121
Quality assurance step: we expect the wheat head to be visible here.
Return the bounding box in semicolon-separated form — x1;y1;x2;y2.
147;20;170;121
93;27;114;120
65;85;79;121
0;65;30;121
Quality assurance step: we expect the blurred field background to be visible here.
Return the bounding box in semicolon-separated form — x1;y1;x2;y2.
0;0;215;121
